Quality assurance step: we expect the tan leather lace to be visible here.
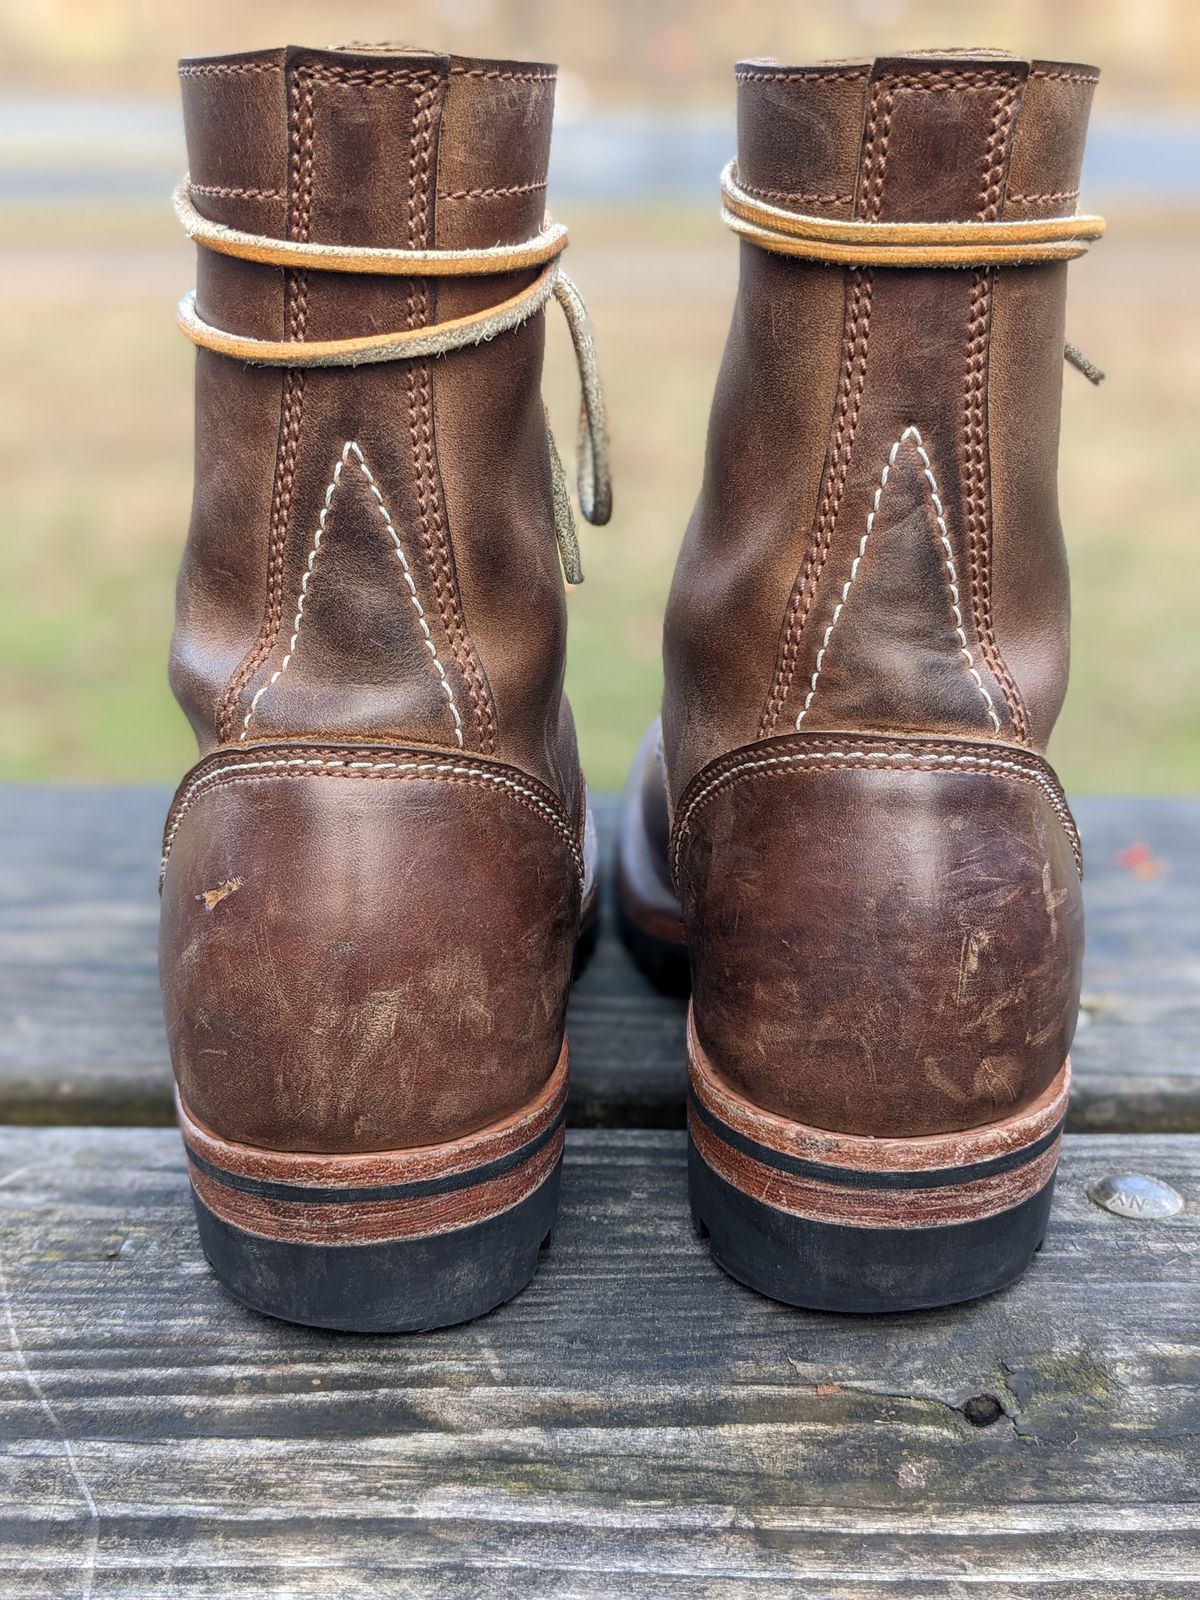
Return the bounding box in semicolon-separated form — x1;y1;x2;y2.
720;161;1105;267
174;178;611;577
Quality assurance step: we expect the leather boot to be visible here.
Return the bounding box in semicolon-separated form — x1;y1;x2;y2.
618;51;1101;1311
159;46;609;1331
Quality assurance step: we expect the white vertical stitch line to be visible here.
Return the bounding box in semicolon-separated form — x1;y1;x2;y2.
904;425;1002;733
0;1247;99;1599
239;439;465;748
794;425;1002;734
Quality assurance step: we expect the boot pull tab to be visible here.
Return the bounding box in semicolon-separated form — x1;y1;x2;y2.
546;408;585;587
1065;341;1105;385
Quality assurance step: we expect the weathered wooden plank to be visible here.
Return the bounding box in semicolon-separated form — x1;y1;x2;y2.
0;1126;1197;1596
0;787;1196;1130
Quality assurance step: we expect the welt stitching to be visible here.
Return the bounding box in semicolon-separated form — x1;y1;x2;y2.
1029;69;1098;83
794;426;1000;732
161;758;583;879
671;748;1082;879
406;77;496;754
238;442;464;745
188;181;283;200
215;63;313;741
760;74;885;737
438;180;547;200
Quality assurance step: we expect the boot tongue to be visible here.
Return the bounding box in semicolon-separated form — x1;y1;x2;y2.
734;52;1097;225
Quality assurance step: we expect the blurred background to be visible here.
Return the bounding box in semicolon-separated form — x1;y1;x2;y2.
0;0;1196;791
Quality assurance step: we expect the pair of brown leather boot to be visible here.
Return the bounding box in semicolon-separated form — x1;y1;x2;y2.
160;45;1099;1329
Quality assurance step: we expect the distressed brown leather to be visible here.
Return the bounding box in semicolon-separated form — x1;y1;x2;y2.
627;51;1095;1139
160;47;589;1155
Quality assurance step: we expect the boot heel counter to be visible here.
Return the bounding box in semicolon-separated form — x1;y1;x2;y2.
673;736;1083;1139
159;748;583;1154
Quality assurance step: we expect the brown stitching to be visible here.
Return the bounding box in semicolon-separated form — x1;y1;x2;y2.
860;74;894;221
759;73;888;736
1029;68;1098;83
215;64;314;741
438;180;547;201
734;69;868;84
188;181;283;200
736;178;854;207
1008;188;1079;205
762;270;871;739
304;65;431;87
882;71;1026;91
980;83;1019;221
449;67;555;82
291;71;316;251
404;79;496;754
178;61;281;77
960;84;1028;742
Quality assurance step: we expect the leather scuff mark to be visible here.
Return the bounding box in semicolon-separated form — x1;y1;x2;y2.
196;877;243;912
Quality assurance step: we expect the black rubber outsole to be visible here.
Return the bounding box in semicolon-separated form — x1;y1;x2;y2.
193;1161;561;1333
189;910;600;1335
688;1138;1055;1314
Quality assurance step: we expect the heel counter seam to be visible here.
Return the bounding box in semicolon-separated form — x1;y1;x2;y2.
161;747;584;884
671;734;1081;880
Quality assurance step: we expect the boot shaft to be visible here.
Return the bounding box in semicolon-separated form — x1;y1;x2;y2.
159;51;599;1329
173;47;579;801
664;52;1100;793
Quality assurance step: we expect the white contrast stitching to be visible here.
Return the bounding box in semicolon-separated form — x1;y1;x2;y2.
795;424;1002;734
671;746;1081;879
239;441;464;747
161;756;584;883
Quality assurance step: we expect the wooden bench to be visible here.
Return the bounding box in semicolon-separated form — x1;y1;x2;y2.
1;788;1197;1595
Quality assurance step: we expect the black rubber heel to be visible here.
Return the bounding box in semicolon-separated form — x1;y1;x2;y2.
689;1138;1054;1313
179;1042;570;1333
193;1163;561;1333
687;1014;1069;1314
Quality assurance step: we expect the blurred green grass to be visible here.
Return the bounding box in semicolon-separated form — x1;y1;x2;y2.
0;202;1196;792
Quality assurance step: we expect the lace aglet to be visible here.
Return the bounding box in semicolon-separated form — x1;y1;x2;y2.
1065;340;1105;385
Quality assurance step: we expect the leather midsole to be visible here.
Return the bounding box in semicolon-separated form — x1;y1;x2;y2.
688;1009;1067;1228
177;1039;567;1245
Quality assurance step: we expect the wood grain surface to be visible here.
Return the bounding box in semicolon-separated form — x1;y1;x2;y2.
0;1124;1197;1597
0;788;1196;1131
